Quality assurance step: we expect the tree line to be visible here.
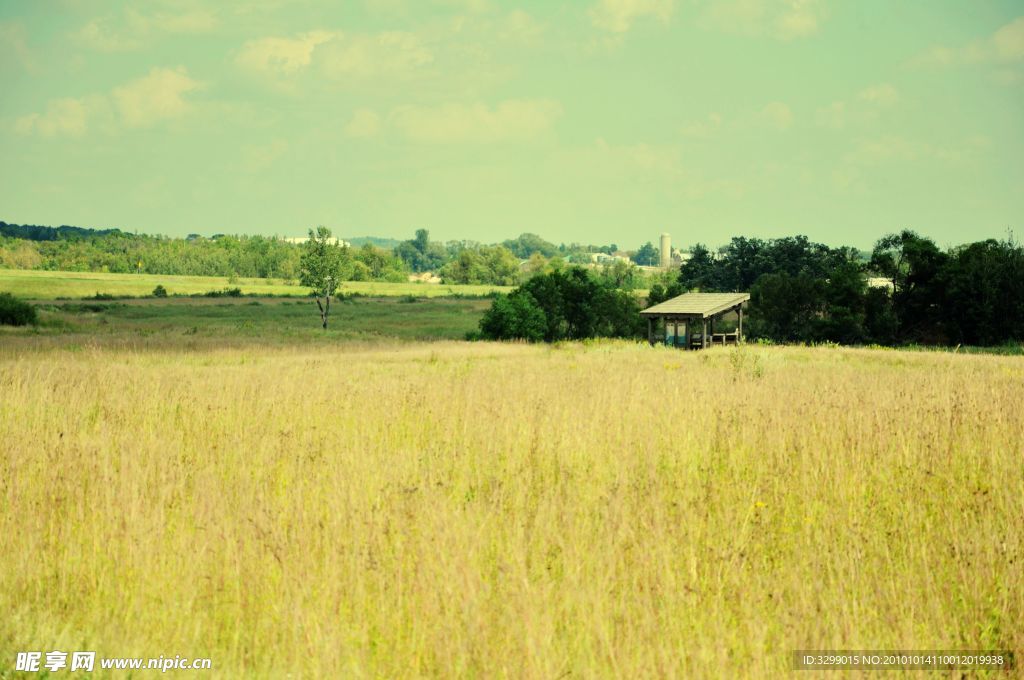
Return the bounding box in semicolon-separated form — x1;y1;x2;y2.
0;222;628;287
481;231;1024;348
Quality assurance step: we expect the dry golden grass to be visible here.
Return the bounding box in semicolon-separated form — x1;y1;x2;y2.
1;341;1022;677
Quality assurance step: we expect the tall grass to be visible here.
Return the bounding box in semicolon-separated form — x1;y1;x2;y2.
1;342;1021;677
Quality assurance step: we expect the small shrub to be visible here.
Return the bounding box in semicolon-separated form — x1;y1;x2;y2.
152;285;168;298
728;347;764;380
65;303;110;314
204;287;243;298
0;293;37;326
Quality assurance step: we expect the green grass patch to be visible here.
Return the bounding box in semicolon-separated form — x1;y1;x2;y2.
0;268;512;300
9;296;491;347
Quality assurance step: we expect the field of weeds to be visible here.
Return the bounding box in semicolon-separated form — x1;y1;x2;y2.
1;340;1021;677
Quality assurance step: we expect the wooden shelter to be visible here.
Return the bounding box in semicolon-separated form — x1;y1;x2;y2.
641;292;750;349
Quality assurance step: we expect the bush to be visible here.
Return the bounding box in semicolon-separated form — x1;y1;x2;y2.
479;292;547;342
0;293;37;326
152;284;168;298
204;287;243;298
478;268;643;342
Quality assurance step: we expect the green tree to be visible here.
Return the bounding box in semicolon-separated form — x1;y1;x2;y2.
521;252;549;279
940;238;1024;345
632;242;659;266
748;273;826;342
439;245;520;285
869;230;947;341
596;259;641;290
479;291;547;341
299;226;345;329
479;268;642;342
819;260;868;344
395;229;448;273
678;244;718;290
0;293;37;326
501;233;560;259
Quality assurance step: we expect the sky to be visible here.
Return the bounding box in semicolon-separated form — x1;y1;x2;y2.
1;1;1022;250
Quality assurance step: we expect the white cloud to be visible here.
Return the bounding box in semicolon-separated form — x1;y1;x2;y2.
911;16;1024;67
993;17;1024;61
775;0;823;40
112;67;202;127
858;83;899;106
500;10;546;43
816;83;899;130
73;7;218;52
680;112;723;138
548;138;683;182
235;30;432;84
389;99;562;143
235;31;336;77
589;0;674;33
845;136;918;165
0;21;35;71
15;68;202;137
15;98;92;138
345;108;382;138
320;31;433;79
759;101;793;130
75;18;143;52
434;0;493;12
700;0;826;41
159;9;219;34
843;135;991;169
242;139;289;172
815;101;846;129
542;138;744;200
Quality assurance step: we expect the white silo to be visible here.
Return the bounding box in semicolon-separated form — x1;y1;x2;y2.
659;233;671;269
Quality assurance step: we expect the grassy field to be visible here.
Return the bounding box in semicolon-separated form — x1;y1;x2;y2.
0;267;512;299
1;309;1021;677
12;297;490;347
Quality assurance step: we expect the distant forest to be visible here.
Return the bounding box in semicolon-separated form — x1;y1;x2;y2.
3;220;1022;347
0;221;625;287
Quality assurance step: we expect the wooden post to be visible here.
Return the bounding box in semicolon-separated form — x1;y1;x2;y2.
682;320;689;350
709;315;714;345
737;305;744;343
647;317;654;346
701;318;707;349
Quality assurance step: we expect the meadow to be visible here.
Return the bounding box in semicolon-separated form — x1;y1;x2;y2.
0;267;512;300
14;296;490;347
1;303;1021;677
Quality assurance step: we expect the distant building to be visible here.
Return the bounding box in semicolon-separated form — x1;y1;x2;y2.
660;233;672;269
283;236;350;248
589;252;631;265
408;272;442;284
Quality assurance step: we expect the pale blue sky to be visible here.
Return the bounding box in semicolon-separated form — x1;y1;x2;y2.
1;0;1021;249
